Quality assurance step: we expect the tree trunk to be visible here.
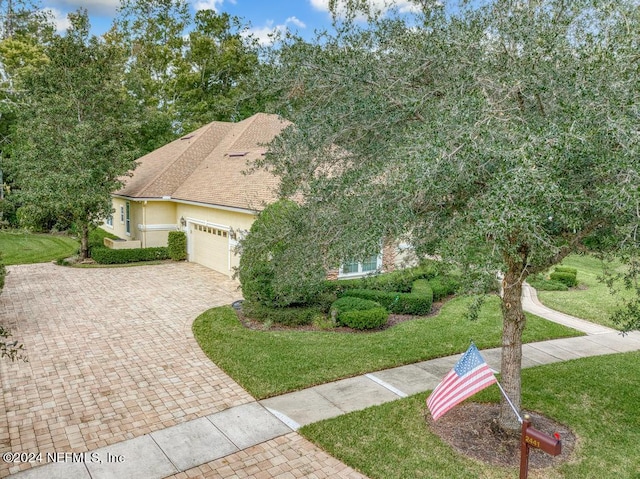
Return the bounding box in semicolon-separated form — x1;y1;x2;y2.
80;222;90;260
499;266;527;431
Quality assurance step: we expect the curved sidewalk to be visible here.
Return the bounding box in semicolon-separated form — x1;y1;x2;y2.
260;286;640;430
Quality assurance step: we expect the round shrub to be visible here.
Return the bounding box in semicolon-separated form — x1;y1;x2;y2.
339;307;389;330
330;296;389;330
341;289;433;316
330;296;381;315
427;276;460;301
549;271;577;288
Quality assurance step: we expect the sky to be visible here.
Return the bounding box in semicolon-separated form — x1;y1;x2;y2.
38;0;419;44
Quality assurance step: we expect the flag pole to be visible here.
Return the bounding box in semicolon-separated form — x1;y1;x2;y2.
495;380;523;424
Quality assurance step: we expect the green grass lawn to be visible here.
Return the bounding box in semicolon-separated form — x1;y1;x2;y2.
193;295;582;399
536;255;634;329
300;352;640;479
0;230;79;265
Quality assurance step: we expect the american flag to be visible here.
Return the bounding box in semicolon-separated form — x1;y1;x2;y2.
427;343;497;421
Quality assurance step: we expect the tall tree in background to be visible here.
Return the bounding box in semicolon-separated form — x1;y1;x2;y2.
257;0;640;430
7;10;139;258
175;10;259;131
110;0;190;151
0;0;53;223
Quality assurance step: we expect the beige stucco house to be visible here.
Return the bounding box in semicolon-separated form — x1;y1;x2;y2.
102;112;410;278
102;113;285;277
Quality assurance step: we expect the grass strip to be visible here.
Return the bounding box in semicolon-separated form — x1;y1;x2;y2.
0;231;78;265
300;352;640;479
193;295;582;399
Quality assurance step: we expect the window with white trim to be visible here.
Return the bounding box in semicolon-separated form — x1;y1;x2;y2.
125;202;131;235
105;215;113;227
339;254;382;277
120;205;125;223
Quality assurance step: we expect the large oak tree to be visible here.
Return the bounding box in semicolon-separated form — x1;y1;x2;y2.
257;0;640;429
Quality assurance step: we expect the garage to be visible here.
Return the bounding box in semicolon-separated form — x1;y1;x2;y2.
188;222;231;275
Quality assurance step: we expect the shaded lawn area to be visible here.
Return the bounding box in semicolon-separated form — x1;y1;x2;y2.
0;230;78;265
537;255;634;330
300;352;640;479
193;295;582;399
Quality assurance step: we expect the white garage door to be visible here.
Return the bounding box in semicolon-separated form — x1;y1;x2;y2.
189;223;230;275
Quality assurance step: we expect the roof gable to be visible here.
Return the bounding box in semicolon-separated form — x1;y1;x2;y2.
115;113;289;211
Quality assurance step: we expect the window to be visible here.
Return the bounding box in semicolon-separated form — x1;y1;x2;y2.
125;202;131;235
340;254;381;277
120;206;125;223
105;215;113;227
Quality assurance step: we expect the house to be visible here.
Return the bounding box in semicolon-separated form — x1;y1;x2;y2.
102;113;410;278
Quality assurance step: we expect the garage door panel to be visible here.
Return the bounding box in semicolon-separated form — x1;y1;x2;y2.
190;224;229;274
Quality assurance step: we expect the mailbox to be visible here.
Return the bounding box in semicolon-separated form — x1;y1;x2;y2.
525;426;561;456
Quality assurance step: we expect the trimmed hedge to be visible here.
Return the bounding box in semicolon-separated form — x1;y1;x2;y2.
329;296;388;330
339;307;389;330
242;301;322;326
427;276;460;301
167;231;187;261
411;279;433;297
327;262;441;295
330;296;382;314
554;266;578;275
91;246;169;264
549;271;578;287
341;289;433;316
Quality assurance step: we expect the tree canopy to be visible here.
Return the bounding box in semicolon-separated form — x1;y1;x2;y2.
256;0;640;429
6;10;140;257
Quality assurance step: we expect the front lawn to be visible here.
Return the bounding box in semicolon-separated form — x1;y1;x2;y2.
536;255;634;329
300;352;640;479
193;295;582;399
0;230;78;265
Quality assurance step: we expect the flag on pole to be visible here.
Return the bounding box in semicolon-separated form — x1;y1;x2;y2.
427;343;497;421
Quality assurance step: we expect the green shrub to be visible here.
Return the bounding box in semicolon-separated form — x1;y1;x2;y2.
330;296;382;315
411;279;433;297
167;231;187;261
427;276;460;301
238;200;328;308
554;266;578;275
339;307;389;330
91;246;169;264
550;271;577;287
242;301;321;326
342;289;433;315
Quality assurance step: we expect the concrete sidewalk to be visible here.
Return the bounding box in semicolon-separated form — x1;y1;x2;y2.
8;402;294;479
8;285;640;478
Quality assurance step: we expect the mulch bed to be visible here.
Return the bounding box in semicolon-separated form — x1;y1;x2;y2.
235;301;445;333
426;402;576;468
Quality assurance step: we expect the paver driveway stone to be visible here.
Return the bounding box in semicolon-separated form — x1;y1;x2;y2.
0;262;251;476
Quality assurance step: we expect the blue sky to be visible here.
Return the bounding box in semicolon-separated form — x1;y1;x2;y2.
39;0;335;42
39;1;418;43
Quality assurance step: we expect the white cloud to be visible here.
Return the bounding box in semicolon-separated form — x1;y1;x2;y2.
193;0;225;11
286;16;307;29
310;0;419;16
245;16;307;46
42;7;72;33
44;0;121;17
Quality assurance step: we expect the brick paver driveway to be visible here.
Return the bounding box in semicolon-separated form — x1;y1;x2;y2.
1;263;367;479
0;262;249;475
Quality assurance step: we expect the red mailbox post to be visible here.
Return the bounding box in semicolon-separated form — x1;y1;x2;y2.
519;415;562;479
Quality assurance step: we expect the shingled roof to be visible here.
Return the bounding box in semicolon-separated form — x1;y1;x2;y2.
115;113;289;211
